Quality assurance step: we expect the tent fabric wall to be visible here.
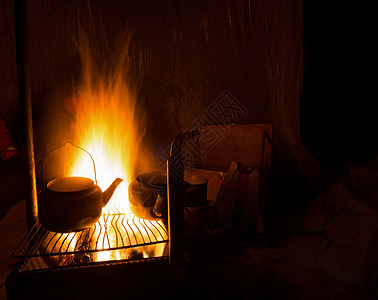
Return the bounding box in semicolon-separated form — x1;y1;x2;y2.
0;0;320;191
0;0;19;141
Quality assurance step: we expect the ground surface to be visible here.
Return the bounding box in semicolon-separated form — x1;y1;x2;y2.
1;157;378;299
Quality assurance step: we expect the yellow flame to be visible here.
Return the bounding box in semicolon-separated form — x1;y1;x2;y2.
67;33;144;213
61;33;166;261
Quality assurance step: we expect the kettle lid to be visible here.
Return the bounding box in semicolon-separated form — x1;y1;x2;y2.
47;177;94;192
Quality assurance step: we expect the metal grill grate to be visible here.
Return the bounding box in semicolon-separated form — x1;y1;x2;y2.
13;212;168;259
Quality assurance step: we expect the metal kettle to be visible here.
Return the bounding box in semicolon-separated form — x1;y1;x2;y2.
38;142;123;232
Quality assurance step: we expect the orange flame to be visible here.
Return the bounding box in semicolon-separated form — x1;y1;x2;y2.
67;34;144;213
61;33;166;261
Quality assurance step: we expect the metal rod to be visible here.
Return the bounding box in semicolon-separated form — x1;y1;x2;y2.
167;130;199;281
13;212;168;258
13;0;38;230
167;135;184;281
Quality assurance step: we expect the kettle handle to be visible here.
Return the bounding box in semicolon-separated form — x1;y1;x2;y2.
42;141;97;186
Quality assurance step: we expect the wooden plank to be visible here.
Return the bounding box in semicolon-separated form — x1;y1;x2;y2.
199;124;272;172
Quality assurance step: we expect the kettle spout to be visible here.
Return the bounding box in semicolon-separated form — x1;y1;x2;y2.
102;178;123;206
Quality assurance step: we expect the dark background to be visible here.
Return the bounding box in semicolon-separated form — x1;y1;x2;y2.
301;2;375;164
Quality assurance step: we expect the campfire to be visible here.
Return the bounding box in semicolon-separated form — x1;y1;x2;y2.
56;35;167;263
17;34;169;266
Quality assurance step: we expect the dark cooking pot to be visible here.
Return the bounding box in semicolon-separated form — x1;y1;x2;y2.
128;173;168;220
128;172;208;220
38;176;123;232
182;175;209;207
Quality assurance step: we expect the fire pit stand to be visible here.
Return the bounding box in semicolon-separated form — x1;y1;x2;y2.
12;212;169;266
6;213;172;299
6;207;207;299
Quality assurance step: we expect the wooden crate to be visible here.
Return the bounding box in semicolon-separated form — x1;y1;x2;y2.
198;124;272;174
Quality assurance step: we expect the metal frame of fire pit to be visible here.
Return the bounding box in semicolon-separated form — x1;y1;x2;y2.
13;212;168;259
